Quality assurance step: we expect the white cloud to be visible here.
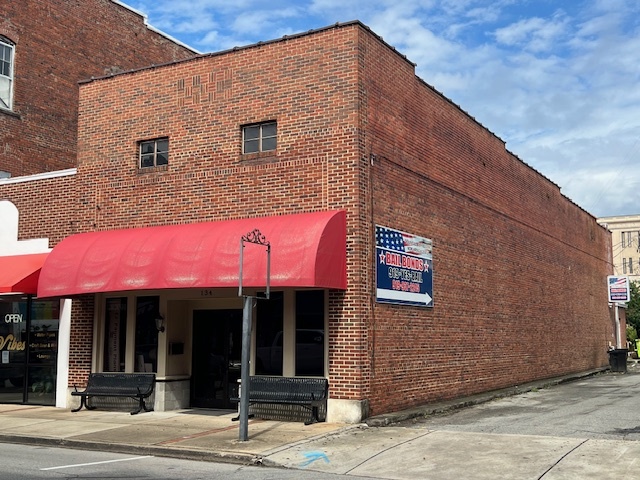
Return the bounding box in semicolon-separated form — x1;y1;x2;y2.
494;14;569;52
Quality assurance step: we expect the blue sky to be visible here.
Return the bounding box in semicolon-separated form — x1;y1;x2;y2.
123;0;640;218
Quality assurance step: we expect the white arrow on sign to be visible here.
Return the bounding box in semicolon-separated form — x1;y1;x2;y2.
377;289;432;306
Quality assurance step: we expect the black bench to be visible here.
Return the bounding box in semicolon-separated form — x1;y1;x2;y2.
231;376;328;425
71;373;156;415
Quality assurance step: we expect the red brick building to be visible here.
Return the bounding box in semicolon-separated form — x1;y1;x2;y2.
1;20;614;422
0;0;194;406
1;0;195;177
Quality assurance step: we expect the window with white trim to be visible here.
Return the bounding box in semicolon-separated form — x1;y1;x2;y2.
139;138;168;168
242;122;277;154
0;37;14;110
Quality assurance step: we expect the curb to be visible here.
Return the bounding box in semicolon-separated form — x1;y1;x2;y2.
0;434;262;465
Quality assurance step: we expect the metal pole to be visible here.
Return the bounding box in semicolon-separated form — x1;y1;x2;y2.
239;295;252;441
237;228;270;441
266;244;271;299
239;239;244;297
614;304;621;349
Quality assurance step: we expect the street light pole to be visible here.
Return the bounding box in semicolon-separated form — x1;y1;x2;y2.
238;229;270;441
239;294;252;441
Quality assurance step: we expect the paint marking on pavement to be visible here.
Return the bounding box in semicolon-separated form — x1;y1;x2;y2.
300;450;329;467
41;456;153;471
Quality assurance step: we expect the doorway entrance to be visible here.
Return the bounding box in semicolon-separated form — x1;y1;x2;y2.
191;309;243;409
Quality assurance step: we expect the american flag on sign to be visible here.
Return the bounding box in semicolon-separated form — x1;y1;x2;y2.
375;226;432;257
609;277;628;287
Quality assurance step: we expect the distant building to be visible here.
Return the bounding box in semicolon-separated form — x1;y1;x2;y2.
597;215;640;283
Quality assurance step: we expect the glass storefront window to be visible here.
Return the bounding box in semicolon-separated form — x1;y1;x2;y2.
104;298;127;372
135;296;159;373
255;292;284;376
0;298;26;402
0;296;59;405
27;300;59;405
295;291;325;377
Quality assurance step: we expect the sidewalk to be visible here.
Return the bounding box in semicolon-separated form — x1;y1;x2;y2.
0;365;628;478
0;404;350;465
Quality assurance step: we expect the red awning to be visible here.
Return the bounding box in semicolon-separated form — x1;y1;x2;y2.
0;253;49;295
37;210;347;297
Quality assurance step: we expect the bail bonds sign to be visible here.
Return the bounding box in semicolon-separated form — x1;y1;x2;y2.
376;225;433;307
607;275;630;303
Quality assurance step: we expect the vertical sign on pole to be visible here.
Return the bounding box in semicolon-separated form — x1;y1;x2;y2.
238;229;270;442
607;276;630;349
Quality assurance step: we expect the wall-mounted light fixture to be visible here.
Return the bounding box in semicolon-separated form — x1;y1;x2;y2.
155;314;165;333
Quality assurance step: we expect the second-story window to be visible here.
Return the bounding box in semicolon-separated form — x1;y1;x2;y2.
139;138;168;168
0;36;14;110
242;122;277;154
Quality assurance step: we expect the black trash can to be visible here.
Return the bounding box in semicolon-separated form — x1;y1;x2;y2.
608;349;628;373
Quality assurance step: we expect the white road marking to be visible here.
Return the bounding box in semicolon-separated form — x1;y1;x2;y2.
41;455;153;471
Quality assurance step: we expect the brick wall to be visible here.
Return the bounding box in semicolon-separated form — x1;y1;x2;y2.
0;0;195;177
0;173;78;244
68;295;95;387
358;26;613;415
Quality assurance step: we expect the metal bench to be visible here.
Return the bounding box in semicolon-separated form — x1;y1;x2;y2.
71;373;156;415
231;376;328;425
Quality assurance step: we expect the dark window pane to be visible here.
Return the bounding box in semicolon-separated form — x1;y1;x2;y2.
156;152;168;165
26;366;55;405
262;123;277;137
157;139;169;153
295;290;324;377
262;137;276;151
104;298;127;372
135;296;159;373
244;125;260;140
244;139;259;154
255;292;284;376
140;154;154;168
140;142;154;154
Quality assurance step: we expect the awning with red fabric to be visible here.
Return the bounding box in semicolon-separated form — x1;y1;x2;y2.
0;253;50;295
37;210;347;297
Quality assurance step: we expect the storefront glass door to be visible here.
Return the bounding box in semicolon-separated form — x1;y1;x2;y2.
191;309;242;409
0;297;59;405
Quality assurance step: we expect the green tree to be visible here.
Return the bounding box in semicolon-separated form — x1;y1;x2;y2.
627;281;640;334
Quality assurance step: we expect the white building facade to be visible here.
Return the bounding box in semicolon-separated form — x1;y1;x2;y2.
597;214;640;283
